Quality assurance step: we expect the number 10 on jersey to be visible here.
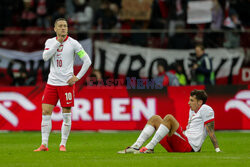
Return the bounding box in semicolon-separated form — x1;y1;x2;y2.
57;59;62;67
65;93;72;101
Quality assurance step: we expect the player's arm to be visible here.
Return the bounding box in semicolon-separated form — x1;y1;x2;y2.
67;50;92;86
42;40;61;61
205;121;221;152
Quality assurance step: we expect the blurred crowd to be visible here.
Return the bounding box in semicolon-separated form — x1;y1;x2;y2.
0;0;249;87
0;0;249;49
88;44;214;88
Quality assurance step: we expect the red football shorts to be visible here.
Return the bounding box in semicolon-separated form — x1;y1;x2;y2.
160;126;193;152
42;84;75;107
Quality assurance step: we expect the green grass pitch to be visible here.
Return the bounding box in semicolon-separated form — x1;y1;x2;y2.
0;131;249;167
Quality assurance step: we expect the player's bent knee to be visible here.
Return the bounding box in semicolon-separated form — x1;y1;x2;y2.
163;114;179;136
147;115;163;129
148;115;162;122
164;114;179;126
163;114;175;121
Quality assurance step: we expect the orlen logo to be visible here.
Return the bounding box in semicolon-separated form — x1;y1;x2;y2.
52;98;156;121
225;90;250;118
0;92;36;127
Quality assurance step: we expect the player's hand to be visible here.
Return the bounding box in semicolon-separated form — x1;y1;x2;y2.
67;75;79;86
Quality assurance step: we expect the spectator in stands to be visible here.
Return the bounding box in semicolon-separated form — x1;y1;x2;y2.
35;0;50;28
227;0;250;27
149;0;168;31
52;5;66;25
65;0;75;18
211;0;223;31
167;0;187;37
190;44;214;85
7;60;34;86
71;0;93;40
131;21;148;47
168;23;193;49
204;0;224;48
94;0;117;39
155;61;179;87
21;0;37;28
0;0;23;30
223;9;243;48
175;63;187;86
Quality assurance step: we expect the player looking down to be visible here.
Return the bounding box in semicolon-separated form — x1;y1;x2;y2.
34;18;91;152
118;89;221;153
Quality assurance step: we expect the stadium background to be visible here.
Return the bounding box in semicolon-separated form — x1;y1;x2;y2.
0;1;250;167
0;0;249;131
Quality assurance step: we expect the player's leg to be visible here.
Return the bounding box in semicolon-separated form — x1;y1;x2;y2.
41;104;54;147
141;114;179;153
34;104;54;151
34;84;58;152
58;85;75;151
131;115;163;149
117;115;162;154
59;107;72;151
162;128;193;152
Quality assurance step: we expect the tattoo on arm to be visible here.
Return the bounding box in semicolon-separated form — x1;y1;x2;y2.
205;121;219;149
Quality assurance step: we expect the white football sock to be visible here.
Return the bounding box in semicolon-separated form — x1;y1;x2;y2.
60;113;72;147
41;115;52;147
146;124;169;150
131;124;155;149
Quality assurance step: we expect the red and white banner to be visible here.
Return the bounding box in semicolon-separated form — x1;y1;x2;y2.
236;68;250;84
0;85;249;131
94;41;245;84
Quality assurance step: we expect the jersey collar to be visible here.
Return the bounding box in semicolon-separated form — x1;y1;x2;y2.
195;105;203;113
56;35;69;42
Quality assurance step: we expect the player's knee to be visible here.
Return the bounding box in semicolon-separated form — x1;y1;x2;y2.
163;114;175;122
163;114;179;131
42;104;53;115
42;109;52;115
62;107;71;113
148;115;162;124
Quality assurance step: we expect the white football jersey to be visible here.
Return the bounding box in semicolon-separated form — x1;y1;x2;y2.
184;104;215;152
43;36;83;86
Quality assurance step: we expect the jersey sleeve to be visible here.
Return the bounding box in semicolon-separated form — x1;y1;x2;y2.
73;40;83;53
43;39;61;61
200;105;215;125
75;50;92;80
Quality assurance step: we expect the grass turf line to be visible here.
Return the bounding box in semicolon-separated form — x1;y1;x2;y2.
0;131;249;167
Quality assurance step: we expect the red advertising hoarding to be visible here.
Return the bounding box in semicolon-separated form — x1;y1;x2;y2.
0;85;249;131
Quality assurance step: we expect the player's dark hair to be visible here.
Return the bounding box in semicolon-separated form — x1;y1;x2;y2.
190;89;207;104
54;18;67;26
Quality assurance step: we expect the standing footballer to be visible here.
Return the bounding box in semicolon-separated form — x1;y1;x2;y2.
34;18;91;152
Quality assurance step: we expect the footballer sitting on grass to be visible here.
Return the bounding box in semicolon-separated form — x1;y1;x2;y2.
118;89;221;153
